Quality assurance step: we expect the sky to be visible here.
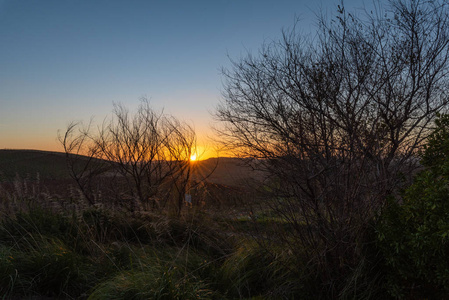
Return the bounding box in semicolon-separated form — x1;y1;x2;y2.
0;0;371;157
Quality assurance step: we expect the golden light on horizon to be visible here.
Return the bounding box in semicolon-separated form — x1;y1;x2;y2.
190;153;197;161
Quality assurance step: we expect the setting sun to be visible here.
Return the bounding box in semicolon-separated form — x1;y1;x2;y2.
190;153;197;161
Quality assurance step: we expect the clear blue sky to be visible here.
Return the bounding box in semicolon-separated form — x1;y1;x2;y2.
0;0;371;152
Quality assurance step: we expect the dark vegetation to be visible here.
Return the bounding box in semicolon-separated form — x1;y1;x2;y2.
0;151;271;299
3;0;449;298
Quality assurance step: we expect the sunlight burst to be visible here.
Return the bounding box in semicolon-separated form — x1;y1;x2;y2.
190;153;197;161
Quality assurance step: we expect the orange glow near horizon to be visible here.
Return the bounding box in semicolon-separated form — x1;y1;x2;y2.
190;144;223;161
0;135;231;161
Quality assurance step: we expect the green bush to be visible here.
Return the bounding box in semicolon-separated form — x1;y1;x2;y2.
377;114;449;298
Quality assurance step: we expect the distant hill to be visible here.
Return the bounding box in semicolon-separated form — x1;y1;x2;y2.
194;157;265;188
0;149;72;181
0;150;264;187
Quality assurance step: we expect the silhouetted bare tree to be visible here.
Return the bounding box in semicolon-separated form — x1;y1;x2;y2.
217;0;449;295
60;100;197;214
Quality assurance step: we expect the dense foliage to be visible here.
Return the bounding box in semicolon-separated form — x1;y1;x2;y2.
377;114;449;298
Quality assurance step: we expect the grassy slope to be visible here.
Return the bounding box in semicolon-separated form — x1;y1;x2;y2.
0;149;73;181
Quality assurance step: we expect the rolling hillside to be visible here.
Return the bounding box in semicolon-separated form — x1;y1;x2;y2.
0;150;263;187
0;149;72;181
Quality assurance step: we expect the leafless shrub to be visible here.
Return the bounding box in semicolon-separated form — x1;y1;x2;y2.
59;99;198;215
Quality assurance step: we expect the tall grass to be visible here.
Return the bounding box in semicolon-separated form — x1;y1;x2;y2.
0;174;390;299
0;177;234;298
